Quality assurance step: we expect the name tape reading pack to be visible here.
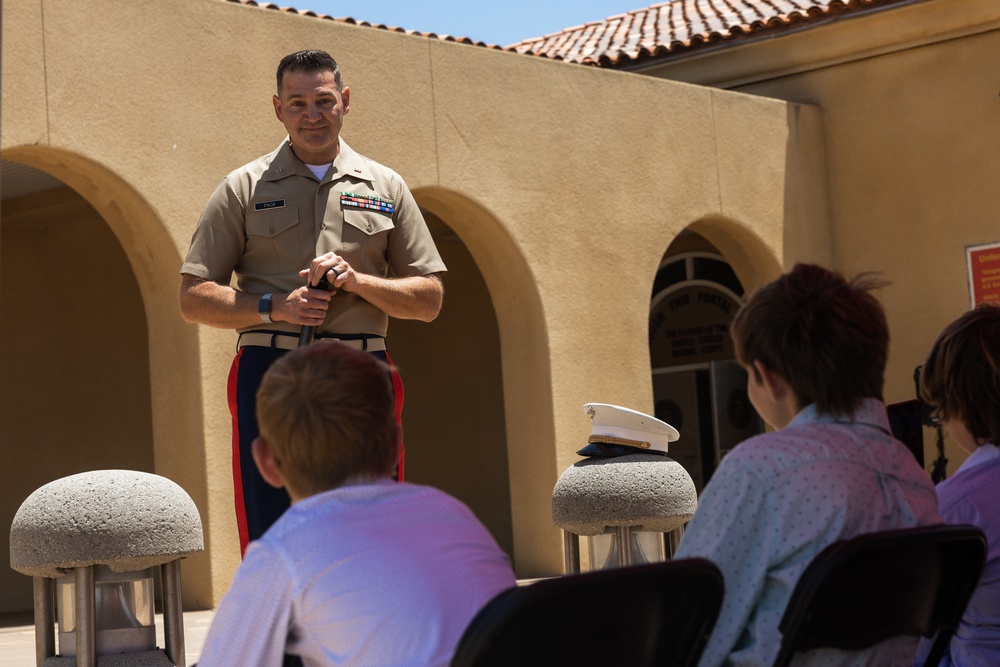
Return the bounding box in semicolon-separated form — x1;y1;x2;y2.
254;199;286;211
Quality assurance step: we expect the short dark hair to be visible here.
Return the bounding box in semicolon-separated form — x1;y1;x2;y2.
276;50;343;94
921;303;1000;446
730;263;889;416
256;344;396;496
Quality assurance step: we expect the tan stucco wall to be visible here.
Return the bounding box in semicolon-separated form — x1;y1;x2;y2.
641;0;1000;475
3;0;822;610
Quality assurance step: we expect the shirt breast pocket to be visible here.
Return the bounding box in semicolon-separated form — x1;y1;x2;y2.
245;206;300;274
341;209;394;270
343;209;394;237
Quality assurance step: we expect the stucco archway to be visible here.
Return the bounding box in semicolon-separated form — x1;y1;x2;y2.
1;148;219;610
389;207;513;560
412;187;562;577
646;224;775;493
685;215;783;294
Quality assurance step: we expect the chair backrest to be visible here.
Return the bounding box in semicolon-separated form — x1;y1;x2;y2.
772;524;987;667
450;558;724;667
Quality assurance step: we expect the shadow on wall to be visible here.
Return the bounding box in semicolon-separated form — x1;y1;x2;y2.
390;211;513;559
0;186;155;614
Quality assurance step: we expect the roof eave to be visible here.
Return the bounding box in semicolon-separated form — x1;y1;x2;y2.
613;0;1000;89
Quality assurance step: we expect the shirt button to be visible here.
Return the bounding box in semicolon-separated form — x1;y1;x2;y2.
269;227;275;234
320;223;326;230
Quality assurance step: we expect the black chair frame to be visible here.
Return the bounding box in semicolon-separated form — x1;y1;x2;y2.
451;557;724;667
772;524;987;667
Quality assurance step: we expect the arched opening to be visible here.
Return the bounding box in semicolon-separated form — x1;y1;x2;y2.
390;211;513;559
649;230;772;492
411;188;562;577
0;150;217;612
1;161;153;613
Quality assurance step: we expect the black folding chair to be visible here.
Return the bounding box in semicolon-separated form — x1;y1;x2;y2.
450;558;724;667
773;524;987;667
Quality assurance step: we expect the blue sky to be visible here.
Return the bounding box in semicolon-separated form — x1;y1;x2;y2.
287;1;651;47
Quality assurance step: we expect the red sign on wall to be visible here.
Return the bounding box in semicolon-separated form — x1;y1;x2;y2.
967;241;1000;307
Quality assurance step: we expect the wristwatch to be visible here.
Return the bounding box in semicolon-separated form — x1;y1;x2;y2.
258;293;273;324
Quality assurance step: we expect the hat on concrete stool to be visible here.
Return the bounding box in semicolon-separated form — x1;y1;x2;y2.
553;403;695;571
577;402;679;457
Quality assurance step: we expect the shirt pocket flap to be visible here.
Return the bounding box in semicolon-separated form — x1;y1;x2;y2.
344;209;394;236
246;207;299;238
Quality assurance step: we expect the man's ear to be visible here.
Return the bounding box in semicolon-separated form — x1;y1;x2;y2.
252;437;286;489
754;359;789;402
272;94;283;122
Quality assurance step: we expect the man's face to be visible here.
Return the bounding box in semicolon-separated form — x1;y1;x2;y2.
273;69;350;165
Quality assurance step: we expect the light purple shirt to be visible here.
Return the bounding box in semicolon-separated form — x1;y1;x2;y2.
676;398;941;667
915;443;1000;667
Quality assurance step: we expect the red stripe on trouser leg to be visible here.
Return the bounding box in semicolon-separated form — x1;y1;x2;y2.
227;350;251;556
386;352;405;481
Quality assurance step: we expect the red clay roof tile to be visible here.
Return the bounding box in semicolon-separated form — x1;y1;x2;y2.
226;0;914;67
508;0;916;67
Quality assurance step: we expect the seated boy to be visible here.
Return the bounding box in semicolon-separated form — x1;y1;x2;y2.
914;303;1000;666
675;263;941;666
196;344;516;667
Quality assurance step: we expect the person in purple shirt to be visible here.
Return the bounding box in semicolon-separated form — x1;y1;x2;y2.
915;303;1000;667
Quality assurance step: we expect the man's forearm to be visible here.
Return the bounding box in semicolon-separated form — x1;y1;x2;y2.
179;271;443;331
179;274;267;329
179;274;335;329
351;273;443;322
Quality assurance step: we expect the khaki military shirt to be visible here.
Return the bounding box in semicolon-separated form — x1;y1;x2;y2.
182;138;446;337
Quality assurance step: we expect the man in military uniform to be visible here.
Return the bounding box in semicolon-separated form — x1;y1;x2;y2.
179;50;446;554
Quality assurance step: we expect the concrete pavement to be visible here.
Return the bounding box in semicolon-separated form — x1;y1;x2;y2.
0;609;214;666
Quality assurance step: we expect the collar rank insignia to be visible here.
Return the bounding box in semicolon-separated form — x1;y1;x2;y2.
340;192;395;214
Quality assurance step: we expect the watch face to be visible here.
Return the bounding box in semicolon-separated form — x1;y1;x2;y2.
259;294;272;322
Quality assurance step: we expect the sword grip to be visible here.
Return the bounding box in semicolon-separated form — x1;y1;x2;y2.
298;275;333;348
